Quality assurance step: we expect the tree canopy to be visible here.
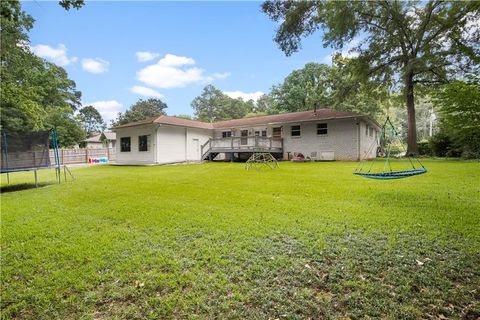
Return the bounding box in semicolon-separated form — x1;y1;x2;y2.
191;85;253;122
268;61;386;118
0;0;84;147
78;106;106;134
113;98;168;125
262;0;480;154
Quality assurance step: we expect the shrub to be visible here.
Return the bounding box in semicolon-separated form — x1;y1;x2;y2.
429;132;462;157
417;140;432;156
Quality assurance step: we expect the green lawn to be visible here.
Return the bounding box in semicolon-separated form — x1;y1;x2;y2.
1;161;479;319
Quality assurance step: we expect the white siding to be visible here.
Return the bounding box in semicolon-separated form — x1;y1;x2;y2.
156;125;212;163
114;125;157;165
359;121;379;160
282;118;360;161
186;128;212;161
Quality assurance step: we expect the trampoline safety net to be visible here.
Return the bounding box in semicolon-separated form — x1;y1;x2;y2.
1;131;52;173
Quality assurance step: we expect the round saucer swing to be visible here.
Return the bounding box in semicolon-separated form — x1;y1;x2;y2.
353;117;427;180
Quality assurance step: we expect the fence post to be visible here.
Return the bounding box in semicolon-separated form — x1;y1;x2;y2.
85;148;89;163
61;149;65;165
107;147;110;161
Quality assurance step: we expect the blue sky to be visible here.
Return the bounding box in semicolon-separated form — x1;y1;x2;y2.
23;1;339;123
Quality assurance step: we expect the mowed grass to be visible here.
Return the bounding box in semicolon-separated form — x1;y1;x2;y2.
1;160;479;319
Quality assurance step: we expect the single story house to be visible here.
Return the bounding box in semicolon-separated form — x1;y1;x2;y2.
112;109;380;165
82;132;116;149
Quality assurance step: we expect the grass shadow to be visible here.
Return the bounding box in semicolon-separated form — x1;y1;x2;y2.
0;182;54;193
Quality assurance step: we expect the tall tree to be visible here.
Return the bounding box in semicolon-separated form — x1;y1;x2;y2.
191;85;250;122
268;61;385;118
262;1;480;154
270;63;332;113
1;0;82;141
434;79;480;156
113;98;168;125
78;105;105;134
45;106;85;148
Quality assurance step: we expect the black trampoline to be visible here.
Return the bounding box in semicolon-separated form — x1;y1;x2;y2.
1;129;72;187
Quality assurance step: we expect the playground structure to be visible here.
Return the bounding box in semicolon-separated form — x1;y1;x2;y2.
353;117;427;180
245;152;279;171
1;129;74;187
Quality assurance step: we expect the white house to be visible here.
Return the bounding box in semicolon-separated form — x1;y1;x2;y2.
112;109;380;165
82;132;116;149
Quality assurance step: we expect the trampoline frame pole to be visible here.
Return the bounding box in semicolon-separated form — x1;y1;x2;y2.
3;132;10;184
52;128;61;183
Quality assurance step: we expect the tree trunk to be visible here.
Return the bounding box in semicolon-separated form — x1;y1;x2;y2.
405;71;418;155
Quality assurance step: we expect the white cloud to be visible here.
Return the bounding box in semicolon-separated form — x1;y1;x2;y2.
136;53;230;89
130;85;164;98
136;51;160;62
82;58;109;74
211;72;231;79
322;39;360;65
84;100;122;123
158;54;195;67
224;91;264;102
30;43;77;66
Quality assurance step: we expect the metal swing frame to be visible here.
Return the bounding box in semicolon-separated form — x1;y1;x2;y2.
353;117;427;180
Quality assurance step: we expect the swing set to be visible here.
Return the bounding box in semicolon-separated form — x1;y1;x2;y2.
353;117;427;180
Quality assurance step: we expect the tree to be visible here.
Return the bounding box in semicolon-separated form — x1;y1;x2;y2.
175;114;193;120
256;94;275;113
268;61;385;118
270;63;332;113
1;1;82;135
262;1;480;154
191;85;250;122
78;106;105;134
434;79;480;157
114;98;168;125
45;107;85;148
58;0;85;10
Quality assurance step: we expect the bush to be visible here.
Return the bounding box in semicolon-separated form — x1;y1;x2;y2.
418;140;432;156
429;132;462;157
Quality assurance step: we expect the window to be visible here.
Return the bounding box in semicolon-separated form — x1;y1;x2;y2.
317;123;328;135
272;127;282;139
365;124;369;136
261;130;267;137
138;135;150;152
254;131;260;136
369;127;373;137
120;137;131;152
222;131;232;138
291;125;301;137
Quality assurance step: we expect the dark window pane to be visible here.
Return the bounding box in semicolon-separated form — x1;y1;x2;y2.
138;135;150;152
120;137;131;152
291;125;301;137
317;123;328;135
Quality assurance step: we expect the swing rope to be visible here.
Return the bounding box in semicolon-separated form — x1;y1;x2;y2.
353;117;427;180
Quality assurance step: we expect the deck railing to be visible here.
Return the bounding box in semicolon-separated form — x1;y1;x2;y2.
201;136;282;159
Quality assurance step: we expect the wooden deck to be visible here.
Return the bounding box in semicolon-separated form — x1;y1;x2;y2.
201;136;283;160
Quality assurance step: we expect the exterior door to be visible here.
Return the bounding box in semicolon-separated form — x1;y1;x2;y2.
272;127;282;139
241;130;248;145
192;139;200;159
